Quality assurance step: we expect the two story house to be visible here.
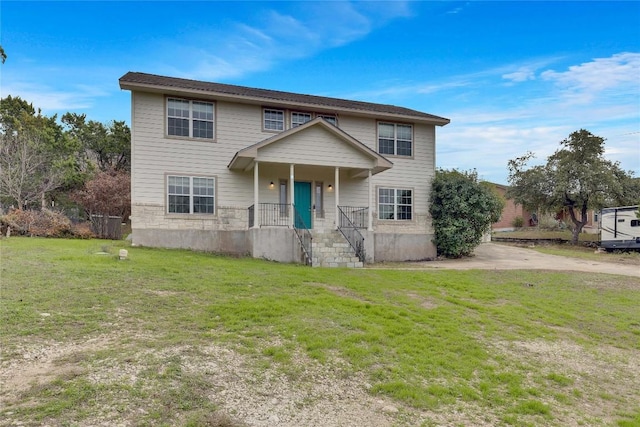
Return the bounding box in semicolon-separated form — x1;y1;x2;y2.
119;72;450;266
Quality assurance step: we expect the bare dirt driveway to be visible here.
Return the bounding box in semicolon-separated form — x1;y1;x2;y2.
402;242;640;278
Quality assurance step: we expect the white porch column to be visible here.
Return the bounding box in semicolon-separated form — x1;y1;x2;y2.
289;164;295;227
368;169;373;231
253;161;259;228
334;167;340;228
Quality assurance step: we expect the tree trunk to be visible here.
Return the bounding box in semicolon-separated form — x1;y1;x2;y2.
567;203;588;245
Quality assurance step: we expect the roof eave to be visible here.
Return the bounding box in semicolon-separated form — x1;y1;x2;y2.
119;79;450;126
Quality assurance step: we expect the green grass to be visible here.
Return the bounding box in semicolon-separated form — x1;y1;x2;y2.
494;230;600;242
493;240;640;264
1;237;639;426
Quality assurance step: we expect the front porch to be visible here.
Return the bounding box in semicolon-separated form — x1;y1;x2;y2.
248;203;368;267
227;118;393;267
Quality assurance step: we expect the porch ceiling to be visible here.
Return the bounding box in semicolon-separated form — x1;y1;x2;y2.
228;118;393;178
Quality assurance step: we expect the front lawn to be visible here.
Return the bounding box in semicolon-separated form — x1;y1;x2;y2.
1;237;639;426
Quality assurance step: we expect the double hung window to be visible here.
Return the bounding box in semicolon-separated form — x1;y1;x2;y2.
378;188;412;220
291;112;312;127
168;176;215;214
378;122;413;156
167;98;214;139
264;109;284;131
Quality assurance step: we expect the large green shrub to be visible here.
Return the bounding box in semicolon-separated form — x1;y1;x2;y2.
430;169;504;258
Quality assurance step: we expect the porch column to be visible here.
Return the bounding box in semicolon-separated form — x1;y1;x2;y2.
334;167;340;229
368;169;373;231
289;164;295;227
253;161;259;228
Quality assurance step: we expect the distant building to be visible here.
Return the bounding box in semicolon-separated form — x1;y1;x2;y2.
488;183;535;231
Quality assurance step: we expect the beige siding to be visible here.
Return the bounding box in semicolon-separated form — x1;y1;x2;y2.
257;126;375;169
130;90;436;235
336;117;436;223
132;93;271;209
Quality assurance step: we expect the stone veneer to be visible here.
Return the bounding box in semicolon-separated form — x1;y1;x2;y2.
130;204;436;264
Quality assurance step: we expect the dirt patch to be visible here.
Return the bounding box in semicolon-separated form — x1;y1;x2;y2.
489;338;640;426
0;335;116;403
305;282;370;303
406;292;439;309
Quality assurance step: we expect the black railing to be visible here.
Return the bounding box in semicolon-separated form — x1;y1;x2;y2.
248;204;255;228
339;206;368;229
337;206;365;263
293;204;313;266
249;203;290;227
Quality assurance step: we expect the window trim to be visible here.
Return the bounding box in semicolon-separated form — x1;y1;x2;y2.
291;111;313;128
166;174;217;216
314;181;324;218
377;121;414;158
377;187;414;221
166;97;216;141
263;108;285;132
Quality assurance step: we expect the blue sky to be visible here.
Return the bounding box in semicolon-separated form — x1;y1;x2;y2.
1;1;639;184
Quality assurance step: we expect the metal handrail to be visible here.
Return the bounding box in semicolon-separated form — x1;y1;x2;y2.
248;203;290;227
248;204;254;228
292;204;313;266
338;206;368;229
337;206;365;263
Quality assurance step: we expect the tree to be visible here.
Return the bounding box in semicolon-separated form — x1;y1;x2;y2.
507;129;635;244
0;96;71;208
71;168;130;238
62;113;131;172
430;169;504;258
0;45;6;64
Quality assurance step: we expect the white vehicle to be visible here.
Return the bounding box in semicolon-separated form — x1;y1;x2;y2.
599;205;640;251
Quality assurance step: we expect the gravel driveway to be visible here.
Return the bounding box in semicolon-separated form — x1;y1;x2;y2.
408;243;640;278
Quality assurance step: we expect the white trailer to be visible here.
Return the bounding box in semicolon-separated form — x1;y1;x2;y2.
599;205;640;251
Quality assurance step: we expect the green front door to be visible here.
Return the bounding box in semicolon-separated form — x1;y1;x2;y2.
294;181;312;229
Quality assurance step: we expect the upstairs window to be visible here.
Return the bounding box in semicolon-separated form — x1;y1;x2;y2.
318;115;337;126
378;122;413;156
291;112;312;127
167;98;214;139
264;109;284;131
168;176;215;214
378;188;412;220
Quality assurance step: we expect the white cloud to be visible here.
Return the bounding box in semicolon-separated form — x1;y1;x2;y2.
1;81;109;112
502;67;536;83
431;53;640;183
163;1;412;81
541;52;640;104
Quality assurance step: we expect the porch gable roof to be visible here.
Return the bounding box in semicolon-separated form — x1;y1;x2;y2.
228;118;393;177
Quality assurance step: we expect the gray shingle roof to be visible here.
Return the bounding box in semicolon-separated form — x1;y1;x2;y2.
119;72;450;125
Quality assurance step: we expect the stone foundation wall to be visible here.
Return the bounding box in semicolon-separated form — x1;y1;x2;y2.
373;232;436;262
130;204;248;231
130;203;436;263
373;213;433;234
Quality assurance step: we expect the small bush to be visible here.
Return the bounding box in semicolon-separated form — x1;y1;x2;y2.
512;216;524;228
70;222;96;239
0;209;94;238
538;215;561;230
1;209;70;237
